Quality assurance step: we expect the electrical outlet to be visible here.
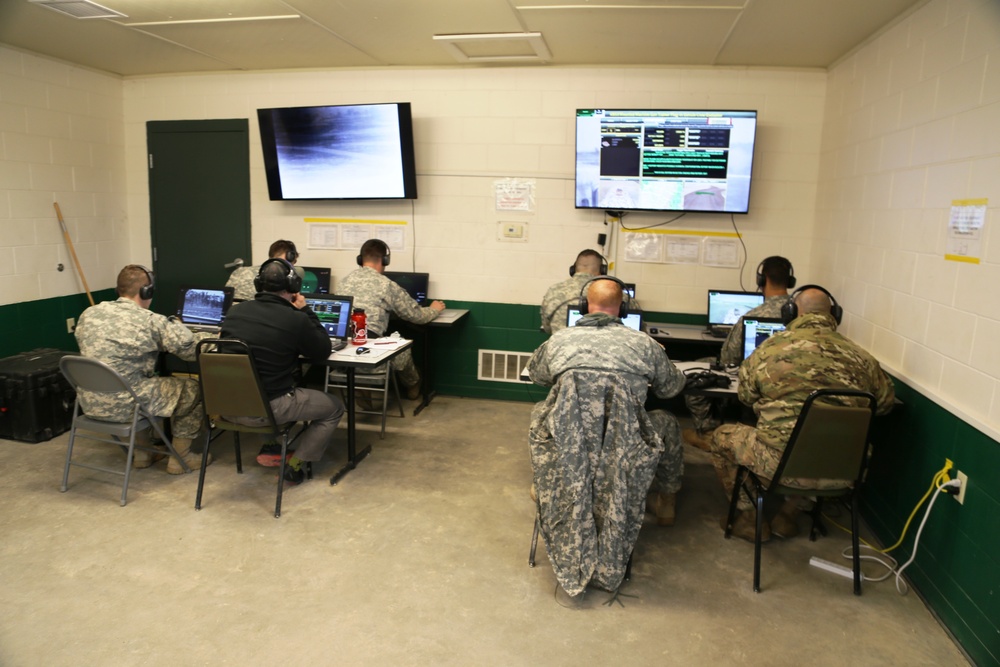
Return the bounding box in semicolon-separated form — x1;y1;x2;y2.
66;317;75;334
955;470;968;504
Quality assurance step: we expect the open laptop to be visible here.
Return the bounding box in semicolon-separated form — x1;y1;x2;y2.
176;286;235;332
567;307;643;332
384;271;429;306
706;290;765;338
303;294;354;351
300;266;332;294
741;317;786;360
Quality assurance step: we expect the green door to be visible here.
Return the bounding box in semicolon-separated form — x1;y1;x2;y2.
147;119;251;316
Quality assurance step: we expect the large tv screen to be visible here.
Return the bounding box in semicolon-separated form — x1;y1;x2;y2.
257;102;417;201
574;109;758;214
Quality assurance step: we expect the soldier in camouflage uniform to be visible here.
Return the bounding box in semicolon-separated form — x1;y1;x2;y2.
74;265;214;474
539;249;606;334
527;277;685;595
683;256;795;450
339;239;445;399
712;286;895;540
226;239;299;301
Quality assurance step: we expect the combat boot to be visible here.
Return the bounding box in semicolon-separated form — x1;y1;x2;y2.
132;444;168;469
723;509;771;543
166;437;213;475
682;427;714;452
770;499;801;538
646;491;677;526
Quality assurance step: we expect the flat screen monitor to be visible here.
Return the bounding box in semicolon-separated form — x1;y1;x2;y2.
623;282;636;299
383;271;429;305
303;294;354;339
175;286;234;327
567;307;643;332
707;290;765;327
574;109;758;214
300;266;331;295
741;317;786;360
257;102;417;201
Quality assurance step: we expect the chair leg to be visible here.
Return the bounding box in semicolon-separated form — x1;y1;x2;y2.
753;490;765;593
390;368;404;418
850;493;862;596
529;512;540;567
120;430;137;507
378;367;390;439
234;432;243;474
275;432;289;519
194;429;212;511
61;409;79;492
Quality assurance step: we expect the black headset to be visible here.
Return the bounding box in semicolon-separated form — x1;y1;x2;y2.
569;251;608;277
578;276;631;319
137;265;155;300
780;284;843;325
254;257;302;294
357;240;391;267
756;256;796;291
279;240;298;265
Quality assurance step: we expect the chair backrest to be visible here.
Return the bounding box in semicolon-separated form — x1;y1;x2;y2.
196;339;275;423
770;388;877;489
59;355;141;402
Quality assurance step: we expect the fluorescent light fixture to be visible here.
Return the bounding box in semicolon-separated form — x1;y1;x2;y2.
433;32;552;63
28;0;126;19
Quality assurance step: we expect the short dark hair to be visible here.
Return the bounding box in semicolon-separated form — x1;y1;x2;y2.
360;239;390;264
116;265;150;298
268;239;297;263
760;256;793;289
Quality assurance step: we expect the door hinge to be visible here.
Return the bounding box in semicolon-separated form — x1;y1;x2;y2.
153;247;157;262
148;153;153;169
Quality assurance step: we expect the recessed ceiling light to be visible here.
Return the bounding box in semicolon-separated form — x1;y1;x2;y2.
28;0;126;20
433;33;552;63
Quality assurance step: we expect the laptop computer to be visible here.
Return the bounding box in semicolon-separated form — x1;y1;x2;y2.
706;290;765;337
740;317;786;360
176;286;235;332
300;266;332;294
303;293;354;351
384;271;429;306
567;307;644;332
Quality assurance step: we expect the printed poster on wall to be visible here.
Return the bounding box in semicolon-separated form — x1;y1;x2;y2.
945;198;987;264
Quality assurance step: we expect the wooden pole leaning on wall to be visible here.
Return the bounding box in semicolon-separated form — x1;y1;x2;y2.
53;202;94;306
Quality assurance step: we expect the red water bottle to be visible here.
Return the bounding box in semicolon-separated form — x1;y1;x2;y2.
351;308;367;345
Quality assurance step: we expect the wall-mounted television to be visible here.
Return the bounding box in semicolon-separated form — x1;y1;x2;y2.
257;102;417;201
574;109;758;214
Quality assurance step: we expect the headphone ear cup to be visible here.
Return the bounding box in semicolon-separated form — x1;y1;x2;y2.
569;265;576;277
787;274;797;289
356;254;363;267
383;250;390;267
780;300;797;325
830;303;843;325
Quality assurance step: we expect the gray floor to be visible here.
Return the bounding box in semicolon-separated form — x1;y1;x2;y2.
0;396;969;666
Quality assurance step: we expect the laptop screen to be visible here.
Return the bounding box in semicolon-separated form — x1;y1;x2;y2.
300;266;331;294
741;317;786;359
383;271;429;305
567;307;643;332
707;290;765;327
304;294;354;338
176;286;234;326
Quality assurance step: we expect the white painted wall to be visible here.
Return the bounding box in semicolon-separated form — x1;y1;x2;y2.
815;0;1000;433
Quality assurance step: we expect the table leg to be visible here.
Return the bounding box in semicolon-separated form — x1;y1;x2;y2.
330;366;371;484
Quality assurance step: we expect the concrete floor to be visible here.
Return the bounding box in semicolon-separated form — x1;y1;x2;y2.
0;396;969;666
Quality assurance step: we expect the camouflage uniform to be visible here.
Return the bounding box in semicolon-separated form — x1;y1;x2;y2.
226;265;259;301
686;294;791;432
74;298;210;439
527;313;686;594
539;273;596;334
712;312;896;510
338;266;440;387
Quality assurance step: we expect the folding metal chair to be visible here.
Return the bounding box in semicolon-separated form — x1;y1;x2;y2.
59;355;191;506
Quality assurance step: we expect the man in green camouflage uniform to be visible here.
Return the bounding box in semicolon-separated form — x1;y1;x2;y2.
339;239;445;399
683;256;794;450
539;249;605;334
74;265;214;474
527;277;685;596
226;239;299;301
712;286;895;540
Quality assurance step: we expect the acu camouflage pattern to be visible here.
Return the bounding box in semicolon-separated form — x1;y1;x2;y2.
713;312;896;508
527;314;686;595
686;294;791;432
74;298;211;439
339;266;440;386
529;369;664;596
539;273;596;334
226;265;259;301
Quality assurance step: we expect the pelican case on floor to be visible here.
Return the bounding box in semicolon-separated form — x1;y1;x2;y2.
0;348;76;443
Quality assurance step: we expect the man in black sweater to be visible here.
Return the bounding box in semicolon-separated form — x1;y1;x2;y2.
221;258;345;485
